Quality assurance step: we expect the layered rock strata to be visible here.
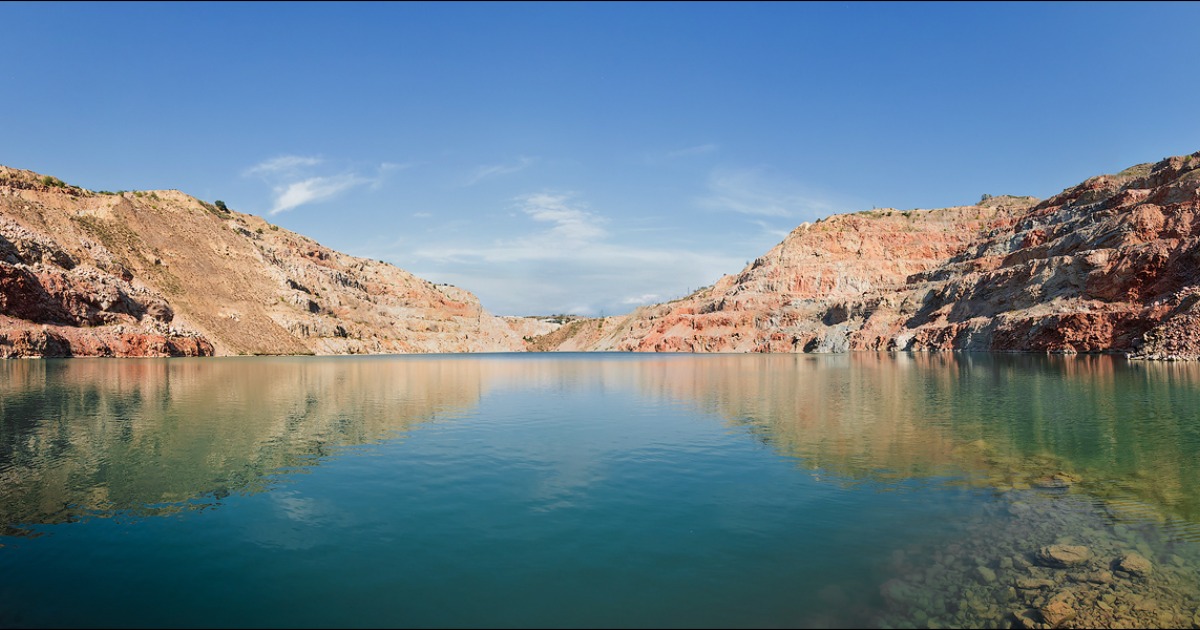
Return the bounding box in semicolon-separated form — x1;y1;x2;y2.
539;153;1200;359
0;166;526;357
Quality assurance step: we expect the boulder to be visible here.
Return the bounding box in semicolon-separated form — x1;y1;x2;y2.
1037;545;1092;568
1115;552;1153;577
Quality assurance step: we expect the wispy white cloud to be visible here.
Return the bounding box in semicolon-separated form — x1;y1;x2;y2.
412;192;609;264
398;192;743;316
664;143;718;159
621;293;661;305
466;156;535;185
371;161;418;190
699;167;839;219
269;174;369;215
749;219;793;240
518;192;607;242
643;143;719;166
379;161;416;173
244;155;323;177
245;155;404;215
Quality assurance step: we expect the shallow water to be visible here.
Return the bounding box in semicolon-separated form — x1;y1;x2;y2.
0;353;1198;628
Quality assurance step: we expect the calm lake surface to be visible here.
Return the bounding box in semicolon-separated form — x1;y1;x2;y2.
1;353;1199;628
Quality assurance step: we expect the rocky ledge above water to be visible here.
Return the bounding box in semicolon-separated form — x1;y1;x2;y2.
6;152;1200;359
879;486;1200;630
536;152;1200;360
0;166;529;357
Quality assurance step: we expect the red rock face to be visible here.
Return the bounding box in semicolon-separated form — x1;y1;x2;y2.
0;264;70;322
0;258;211;357
0;166;526;357
8;154;1200;360
563;203;1024;354
544;152;1200;360
0;323;215;358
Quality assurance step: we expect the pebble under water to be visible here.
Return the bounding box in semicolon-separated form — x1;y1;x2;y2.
0;353;1197;628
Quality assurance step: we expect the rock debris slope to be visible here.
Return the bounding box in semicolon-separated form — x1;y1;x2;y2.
0;166;526;357
537;152;1200;359
6;152;1200;359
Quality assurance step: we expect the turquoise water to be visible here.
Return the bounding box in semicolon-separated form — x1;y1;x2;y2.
1;353;1199;628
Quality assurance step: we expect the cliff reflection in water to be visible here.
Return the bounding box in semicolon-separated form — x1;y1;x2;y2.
635;353;1200;525
0;356;486;531
2;353;1199;534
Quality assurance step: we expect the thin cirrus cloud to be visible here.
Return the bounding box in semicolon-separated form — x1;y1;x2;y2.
268;174;370;216
244;155;406;216
402;192;742;316
642;143;718;166
664;143;718;159
518;192;607;243
244;155;323;177
465;156;535;186
412;192;608;263
749;219;794;240
699;167;841;219
621;293;661;305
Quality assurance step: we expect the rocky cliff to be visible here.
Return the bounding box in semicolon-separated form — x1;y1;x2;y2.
9;152;1200;360
0;166;527;357
538;152;1200;359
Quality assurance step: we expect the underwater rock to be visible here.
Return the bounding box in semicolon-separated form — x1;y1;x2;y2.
1037;545;1092;568
975;565;997;584
1039;591;1077;626
1116;552;1153;577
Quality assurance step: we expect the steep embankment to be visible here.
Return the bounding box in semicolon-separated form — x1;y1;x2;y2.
539;199;1031;353
0;166;526;357
539;152;1200;359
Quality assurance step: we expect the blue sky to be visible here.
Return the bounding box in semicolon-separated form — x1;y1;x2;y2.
3;2;1198;316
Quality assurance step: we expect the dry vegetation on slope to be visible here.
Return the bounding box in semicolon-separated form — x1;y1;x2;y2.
6;151;1200;360
0;166;526;357
535;153;1200;360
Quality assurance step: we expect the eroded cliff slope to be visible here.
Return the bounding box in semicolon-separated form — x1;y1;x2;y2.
0;166;526;357
539;152;1200;359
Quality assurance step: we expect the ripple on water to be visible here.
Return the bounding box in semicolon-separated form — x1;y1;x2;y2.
876;487;1200;629
0;354;1199;629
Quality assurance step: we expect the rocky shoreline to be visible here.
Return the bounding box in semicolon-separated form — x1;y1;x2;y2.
539;152;1200;361
876;476;1200;629
4;152;1200;359
0;166;528;357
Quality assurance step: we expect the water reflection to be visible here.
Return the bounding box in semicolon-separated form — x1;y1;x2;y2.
625;353;1200;628
2;354;1200;532
0;357;485;531
634;353;1200;526
3;354;1200;627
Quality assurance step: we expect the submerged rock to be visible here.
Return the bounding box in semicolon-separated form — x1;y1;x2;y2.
1037;545;1092;568
1069;569;1114;585
1016;577;1056;591
1033;472;1080;489
1116;552;1153;577
1039;591;1077;626
1011;608;1044;629
975;565;997;584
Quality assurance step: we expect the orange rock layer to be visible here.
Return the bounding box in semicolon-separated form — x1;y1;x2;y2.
541;153;1200;360
0;166;527;357
6;152;1200;360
